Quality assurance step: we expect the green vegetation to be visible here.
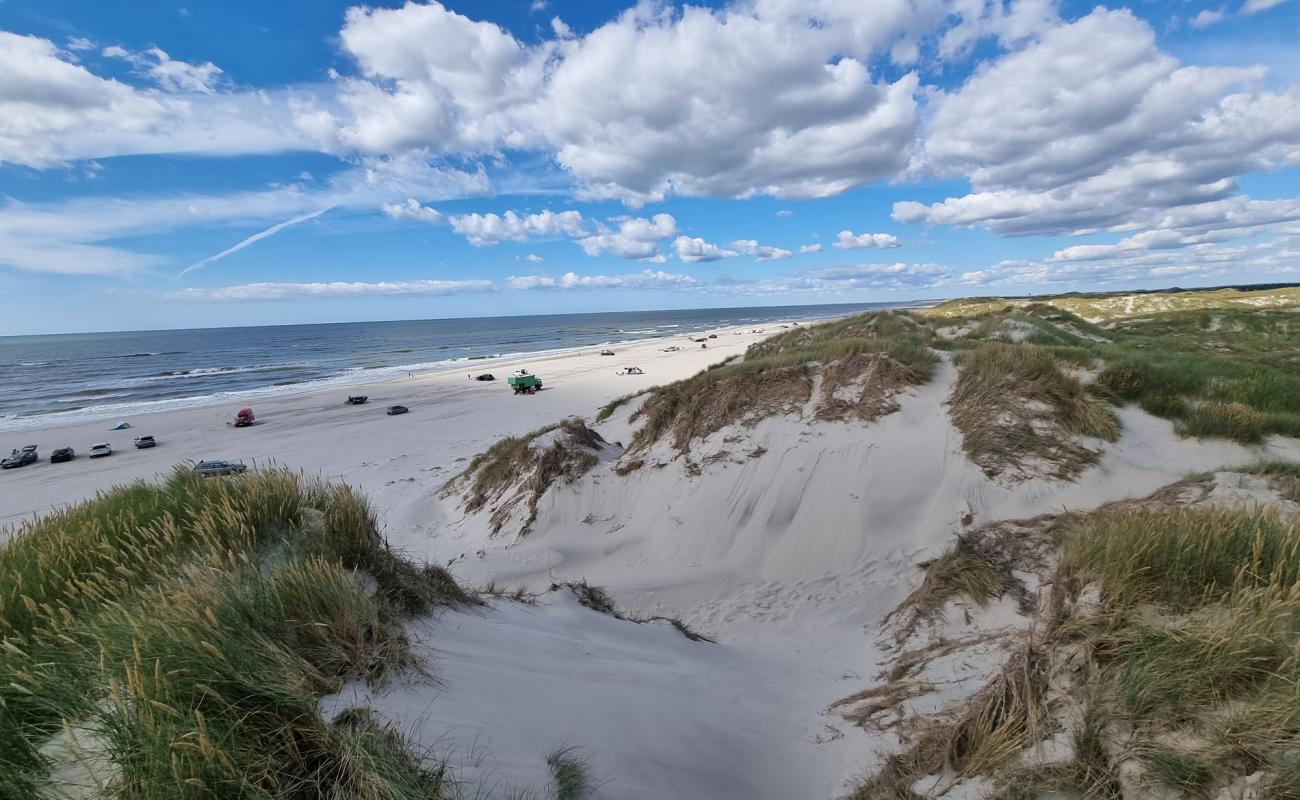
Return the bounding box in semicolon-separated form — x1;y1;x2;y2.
887;533;1017;638
926;290;1300;446
951;342;1119;478
927;285;1300;322
594;390;646;423
447;418;606;535
0;468;469;800
628;311;937;453
854;467;1300;799
546;746;594;800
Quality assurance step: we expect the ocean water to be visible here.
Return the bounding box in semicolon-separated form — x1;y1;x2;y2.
0;303;905;430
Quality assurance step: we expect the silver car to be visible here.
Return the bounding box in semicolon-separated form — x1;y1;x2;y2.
192;459;248;477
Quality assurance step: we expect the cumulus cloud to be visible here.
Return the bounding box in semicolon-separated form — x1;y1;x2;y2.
731;239;793;261
382;198;444;224
834;230;901;249
449;209;587;246
526;253;543;262
800;243;824;253
505;269;697;290
899;8;1300;237
173;278;493;301
577;214;677;260
298;1;934;203
673;236;736;263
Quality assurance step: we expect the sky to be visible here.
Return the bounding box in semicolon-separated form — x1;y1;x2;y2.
0;0;1298;335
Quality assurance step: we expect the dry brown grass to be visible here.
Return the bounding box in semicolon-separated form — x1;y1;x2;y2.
449;418;608;536
816;352;929;422
951;342;1119;480
629;363;814;453
548;580;715;642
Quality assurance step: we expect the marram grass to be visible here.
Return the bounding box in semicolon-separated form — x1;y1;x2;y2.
0;467;467;799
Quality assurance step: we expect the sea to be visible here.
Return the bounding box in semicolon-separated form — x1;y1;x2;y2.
0;302;913;431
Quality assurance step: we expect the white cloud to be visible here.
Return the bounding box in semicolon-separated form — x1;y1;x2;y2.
800;243;824;253
551;17;573;39
1191;9;1226;28
0;32;311;168
775;209;794;218
306;1;931;204
673;236;736;263
506;269;697;290
449;209;587;246
1242;0;1290;12
0;160;488;276
102;44;223;94
577;214;677;260
901;8;1300;237
731;239;793;261
526;253;543;263
65;37;94;52
834;230;901;249
382;198;444;224
173;278;493;301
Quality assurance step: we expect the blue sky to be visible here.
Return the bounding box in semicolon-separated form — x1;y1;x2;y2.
0;0;1298;334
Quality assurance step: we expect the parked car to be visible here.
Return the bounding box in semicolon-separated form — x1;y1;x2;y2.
474;373;496;381
229;408;255;427
618;366;644;375
386;404;409;415
345;395;368;405
134;435;156;449
192;459;248;477
2;448;37;469
88;443;112;458
600;349;616;356
50;447;75;463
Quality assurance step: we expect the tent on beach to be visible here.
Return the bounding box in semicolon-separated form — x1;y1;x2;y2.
111;422;131;430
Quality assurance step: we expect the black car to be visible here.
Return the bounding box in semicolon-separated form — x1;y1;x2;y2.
2;448;37;469
345;395;369;405
50;447;75;463
386;404;409;415
474;373;495;381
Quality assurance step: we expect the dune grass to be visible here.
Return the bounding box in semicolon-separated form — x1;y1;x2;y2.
628;312;936;453
448;418;606;535
0;468;466;800
857;488;1300;799
951;342;1119;479
546;746;594;800
1051;505;1300;796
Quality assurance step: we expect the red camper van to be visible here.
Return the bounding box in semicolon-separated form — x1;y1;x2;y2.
232;408;255;428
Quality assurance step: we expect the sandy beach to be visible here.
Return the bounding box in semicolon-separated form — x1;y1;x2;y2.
0;324;779;533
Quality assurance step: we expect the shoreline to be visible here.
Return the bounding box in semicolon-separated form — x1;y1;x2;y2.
2;315;844;434
0;319;807;530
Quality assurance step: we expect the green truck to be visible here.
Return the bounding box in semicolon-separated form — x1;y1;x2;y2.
507;373;543;394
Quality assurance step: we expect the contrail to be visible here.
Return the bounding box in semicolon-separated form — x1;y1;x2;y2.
176;207;331;280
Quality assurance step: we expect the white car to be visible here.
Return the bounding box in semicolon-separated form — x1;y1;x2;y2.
88;443;112;458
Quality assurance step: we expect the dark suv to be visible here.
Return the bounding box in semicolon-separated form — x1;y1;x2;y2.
2;446;37;469
50;447;75;463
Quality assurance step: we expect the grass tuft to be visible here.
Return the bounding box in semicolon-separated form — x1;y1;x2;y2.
951;342;1119;479
0;467;465;799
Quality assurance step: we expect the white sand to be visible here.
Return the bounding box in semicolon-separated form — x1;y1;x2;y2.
9;323;1300;799
0;325;772;533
